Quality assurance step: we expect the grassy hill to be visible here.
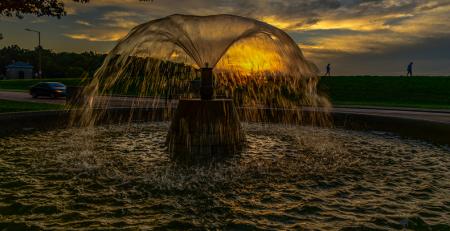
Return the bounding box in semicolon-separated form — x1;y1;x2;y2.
318;76;450;109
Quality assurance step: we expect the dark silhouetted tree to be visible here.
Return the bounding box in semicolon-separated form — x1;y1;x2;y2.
0;0;89;18
0;45;106;78
0;0;152;18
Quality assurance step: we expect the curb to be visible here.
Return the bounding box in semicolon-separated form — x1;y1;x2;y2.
0;108;449;145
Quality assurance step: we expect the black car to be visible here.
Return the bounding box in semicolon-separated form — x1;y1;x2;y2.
30;82;67;98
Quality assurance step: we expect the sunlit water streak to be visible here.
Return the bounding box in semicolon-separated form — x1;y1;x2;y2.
1;123;449;230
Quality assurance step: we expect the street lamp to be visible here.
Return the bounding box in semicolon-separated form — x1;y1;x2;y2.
25;28;42;79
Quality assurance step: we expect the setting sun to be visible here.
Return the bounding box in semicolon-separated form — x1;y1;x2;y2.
215;36;285;75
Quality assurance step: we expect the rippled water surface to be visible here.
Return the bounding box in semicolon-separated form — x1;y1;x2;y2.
1;123;449;230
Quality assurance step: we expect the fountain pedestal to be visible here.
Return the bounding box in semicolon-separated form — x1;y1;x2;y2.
200;67;214;100
166;99;245;161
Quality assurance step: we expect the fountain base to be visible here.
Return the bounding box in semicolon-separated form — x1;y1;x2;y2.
166;99;245;161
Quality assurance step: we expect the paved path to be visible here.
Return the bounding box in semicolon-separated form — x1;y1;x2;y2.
332;107;450;124
1;91;449;124
0;91;66;105
0;91;174;107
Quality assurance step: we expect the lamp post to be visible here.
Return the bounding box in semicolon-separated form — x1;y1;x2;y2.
25;28;42;79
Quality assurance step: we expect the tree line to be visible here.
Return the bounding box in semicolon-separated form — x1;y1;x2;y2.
0;45;106;78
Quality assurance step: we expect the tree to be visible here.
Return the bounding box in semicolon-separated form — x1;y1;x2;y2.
0;0;152;18
0;45;106;77
0;0;89;18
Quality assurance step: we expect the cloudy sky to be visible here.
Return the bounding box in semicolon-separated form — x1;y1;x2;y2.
1;0;449;75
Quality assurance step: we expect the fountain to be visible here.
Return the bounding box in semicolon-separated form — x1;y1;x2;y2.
81;14;329;160
1;14;449;230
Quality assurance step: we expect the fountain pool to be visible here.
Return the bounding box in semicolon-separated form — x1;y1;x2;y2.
1;122;449;230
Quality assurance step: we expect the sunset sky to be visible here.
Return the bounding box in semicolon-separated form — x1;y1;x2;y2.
1;0;449;75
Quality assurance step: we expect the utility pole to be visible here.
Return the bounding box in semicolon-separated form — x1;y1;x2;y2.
25;28;42;79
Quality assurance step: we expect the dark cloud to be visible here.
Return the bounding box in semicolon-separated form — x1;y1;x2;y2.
289;18;321;29
264;0;341;17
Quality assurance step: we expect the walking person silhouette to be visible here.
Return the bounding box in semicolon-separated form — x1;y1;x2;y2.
407;62;413;77
325;64;331;77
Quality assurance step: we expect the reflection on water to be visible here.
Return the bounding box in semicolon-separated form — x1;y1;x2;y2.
1;123;449;230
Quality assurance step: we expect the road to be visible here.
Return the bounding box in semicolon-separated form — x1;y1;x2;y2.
0;91;66;104
0;90;449;124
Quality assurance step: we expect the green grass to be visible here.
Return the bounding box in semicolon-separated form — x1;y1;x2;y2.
1;76;449;110
0;78;85;92
318;76;450;109
0;99;65;113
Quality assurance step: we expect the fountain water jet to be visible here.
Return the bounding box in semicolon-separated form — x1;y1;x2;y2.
75;14;330;160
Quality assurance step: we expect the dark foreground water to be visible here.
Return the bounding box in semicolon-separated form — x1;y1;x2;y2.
1;123;449;230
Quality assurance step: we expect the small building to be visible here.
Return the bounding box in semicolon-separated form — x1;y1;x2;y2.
6;61;34;79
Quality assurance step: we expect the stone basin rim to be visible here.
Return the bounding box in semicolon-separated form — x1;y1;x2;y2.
0;107;449;145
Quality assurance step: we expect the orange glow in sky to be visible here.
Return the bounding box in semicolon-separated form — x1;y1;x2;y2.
215;36;285;75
